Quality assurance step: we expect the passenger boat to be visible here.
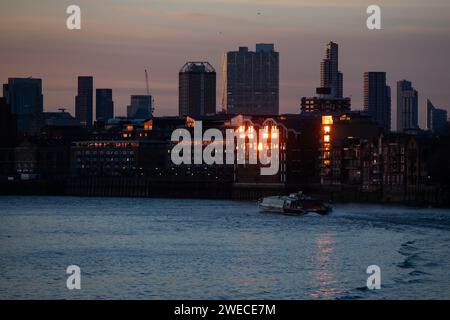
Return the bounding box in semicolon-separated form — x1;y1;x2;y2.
258;192;332;216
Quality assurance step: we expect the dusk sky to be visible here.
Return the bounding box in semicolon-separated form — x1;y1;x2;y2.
1;0;449;129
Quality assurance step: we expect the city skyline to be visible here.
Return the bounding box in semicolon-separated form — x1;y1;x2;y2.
1;0;450;130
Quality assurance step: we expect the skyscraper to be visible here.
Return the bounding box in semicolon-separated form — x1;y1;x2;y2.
179;62;216;117
222;44;279;115
3;77;43;135
127;95;152;119
397;80;418;132
426;99;448;133
96;88;114;121
320;42;343;98
364;72;391;131
301;42;350;115
75;76;93;127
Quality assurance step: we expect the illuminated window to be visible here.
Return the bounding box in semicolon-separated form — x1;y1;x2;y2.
323;125;331;133
322;115;333;125
324;135;330;143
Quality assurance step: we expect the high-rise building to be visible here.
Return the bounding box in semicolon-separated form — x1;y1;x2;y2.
96;88;114;121
301;42;350;115
75;76;93;127
179;62;216;117
426;99;448;133
222;44;279;115
397;80;418;132
127;95;152;119
320;42;343;98
364;72;391;131
3;77;43;135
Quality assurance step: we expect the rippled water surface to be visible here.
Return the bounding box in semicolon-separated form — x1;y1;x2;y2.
0;196;449;299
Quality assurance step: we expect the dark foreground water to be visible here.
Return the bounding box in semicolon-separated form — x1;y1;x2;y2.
0;196;449;299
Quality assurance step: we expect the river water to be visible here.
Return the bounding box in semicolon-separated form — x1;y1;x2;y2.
0;196;449;299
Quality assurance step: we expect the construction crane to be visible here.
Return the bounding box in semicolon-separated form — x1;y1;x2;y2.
144;69;155;115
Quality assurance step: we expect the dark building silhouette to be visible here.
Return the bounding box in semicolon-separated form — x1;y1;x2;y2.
397;80;418;132
0;98;17;177
0;98;17;145
301;87;351;114
3;77;43;135
320;41;343;98
75;76;93;127
179;62;216;117
43;109;80;127
301;88;351;114
13;138;72;180
222;44;279;115
96;88;114;121
426;99;447;134
364;72;391;132
127;95;152;119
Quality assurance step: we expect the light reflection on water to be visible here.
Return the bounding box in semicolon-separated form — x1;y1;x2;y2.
309;233;344;299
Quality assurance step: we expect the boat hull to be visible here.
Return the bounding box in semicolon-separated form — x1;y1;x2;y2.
258;204;306;216
257;192;332;216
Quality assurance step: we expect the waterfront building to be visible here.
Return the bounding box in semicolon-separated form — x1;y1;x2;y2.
179;62;216;117
319;112;383;188
14;138;71;180
222;44;279;115
0;98;17;178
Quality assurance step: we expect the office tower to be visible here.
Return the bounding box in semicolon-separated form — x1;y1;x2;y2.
75;76;93;127
127;95;152;119
179;62;216;117
96;88;114;121
3;77;43;135
426;99;448;133
397;80;418;132
320;42;343;98
364;72;392;131
222;44;279;115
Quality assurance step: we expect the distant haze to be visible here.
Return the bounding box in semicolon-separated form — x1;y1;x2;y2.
1;0;449;129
